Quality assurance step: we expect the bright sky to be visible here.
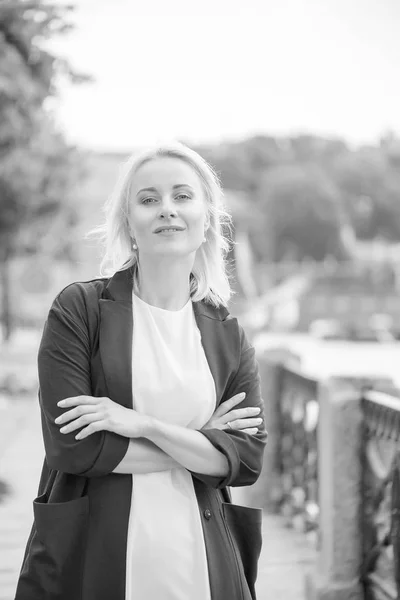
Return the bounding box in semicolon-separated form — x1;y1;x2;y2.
48;0;400;151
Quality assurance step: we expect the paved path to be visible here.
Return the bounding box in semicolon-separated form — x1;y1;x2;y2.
0;402;44;600
0;401;315;600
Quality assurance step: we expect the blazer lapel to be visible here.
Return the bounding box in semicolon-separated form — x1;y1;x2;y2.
98;268;134;409
98;266;240;411
192;302;240;408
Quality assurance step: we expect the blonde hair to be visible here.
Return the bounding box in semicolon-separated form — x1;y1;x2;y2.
87;141;236;308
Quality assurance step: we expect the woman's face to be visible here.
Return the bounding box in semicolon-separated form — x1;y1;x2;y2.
128;157;209;258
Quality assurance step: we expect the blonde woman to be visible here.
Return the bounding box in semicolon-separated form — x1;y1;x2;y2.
16;142;267;600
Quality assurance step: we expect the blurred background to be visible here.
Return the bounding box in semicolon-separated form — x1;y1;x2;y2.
1;1;400;599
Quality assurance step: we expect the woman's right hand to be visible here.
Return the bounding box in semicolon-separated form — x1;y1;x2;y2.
202;392;262;435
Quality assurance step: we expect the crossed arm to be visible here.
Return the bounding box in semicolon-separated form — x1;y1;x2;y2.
112;438;180;474
55;391;257;477
113;428;229;476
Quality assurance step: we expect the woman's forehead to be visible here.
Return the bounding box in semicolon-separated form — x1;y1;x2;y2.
133;157;202;190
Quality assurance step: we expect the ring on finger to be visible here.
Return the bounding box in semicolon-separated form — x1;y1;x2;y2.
227;421;233;430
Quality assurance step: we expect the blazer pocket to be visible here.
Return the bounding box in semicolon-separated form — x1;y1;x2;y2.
222;503;263;599
32;493;89;599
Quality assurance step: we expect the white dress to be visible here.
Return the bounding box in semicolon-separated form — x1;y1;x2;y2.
125;291;216;600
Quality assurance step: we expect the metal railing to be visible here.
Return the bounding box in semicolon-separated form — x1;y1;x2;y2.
277;365;320;543
361;390;400;600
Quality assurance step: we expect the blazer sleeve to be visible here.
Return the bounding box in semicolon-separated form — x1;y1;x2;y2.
38;284;129;477
191;323;268;488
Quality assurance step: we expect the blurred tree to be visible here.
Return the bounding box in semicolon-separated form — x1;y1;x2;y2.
289;134;349;165
255;164;350;262
197;135;288;193
0;0;89;340
198;134;400;269
380;131;400;169
332;148;400;241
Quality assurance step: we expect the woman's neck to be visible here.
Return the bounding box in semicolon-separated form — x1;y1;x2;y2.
136;257;193;311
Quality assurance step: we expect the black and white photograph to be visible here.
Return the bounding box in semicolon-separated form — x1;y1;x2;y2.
1;1;400;599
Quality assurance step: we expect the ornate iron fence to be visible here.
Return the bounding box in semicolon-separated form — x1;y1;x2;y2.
277;366;320;545
361;390;400;600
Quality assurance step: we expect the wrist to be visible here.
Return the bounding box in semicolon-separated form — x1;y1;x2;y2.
141;415;162;439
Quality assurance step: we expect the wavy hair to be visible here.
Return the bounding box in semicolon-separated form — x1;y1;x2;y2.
87;141;236;308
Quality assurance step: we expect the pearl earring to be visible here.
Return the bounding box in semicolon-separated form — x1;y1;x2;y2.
132;240;138;251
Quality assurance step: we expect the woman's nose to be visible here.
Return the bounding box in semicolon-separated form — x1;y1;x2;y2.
159;198;177;217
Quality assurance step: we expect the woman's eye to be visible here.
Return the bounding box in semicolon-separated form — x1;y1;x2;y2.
142;194;189;204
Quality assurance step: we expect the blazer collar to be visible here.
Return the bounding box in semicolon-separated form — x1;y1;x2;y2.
103;266;230;321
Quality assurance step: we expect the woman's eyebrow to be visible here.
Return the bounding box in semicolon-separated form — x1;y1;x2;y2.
136;184;194;196
136;187;157;196
172;184;194;190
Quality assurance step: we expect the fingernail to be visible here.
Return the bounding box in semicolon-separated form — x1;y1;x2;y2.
255;408;261;414
55;417;61;424
60;427;66;433
57;400;65;407
240;392;246;398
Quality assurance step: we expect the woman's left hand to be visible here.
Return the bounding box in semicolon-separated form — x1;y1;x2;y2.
55;395;149;440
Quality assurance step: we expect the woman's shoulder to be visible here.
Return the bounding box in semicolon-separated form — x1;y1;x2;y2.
194;298;232;322
51;276;109;318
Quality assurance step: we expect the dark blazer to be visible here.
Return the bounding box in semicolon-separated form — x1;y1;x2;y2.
15;267;267;600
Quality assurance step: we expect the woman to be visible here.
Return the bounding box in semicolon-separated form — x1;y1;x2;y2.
15;142;267;600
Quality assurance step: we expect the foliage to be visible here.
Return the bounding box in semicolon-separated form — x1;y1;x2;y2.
257;164;348;262
1;117;85;259
0;0;88;259
0;0;90;339
332;147;400;241
195;133;400;263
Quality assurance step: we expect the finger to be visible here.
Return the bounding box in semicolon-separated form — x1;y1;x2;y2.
232;417;263;430
241;428;259;435
55;405;97;425
75;420;105;440
213;393;246;417
57;396;99;409
60;413;104;435
224;406;261;422
224;407;261;422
